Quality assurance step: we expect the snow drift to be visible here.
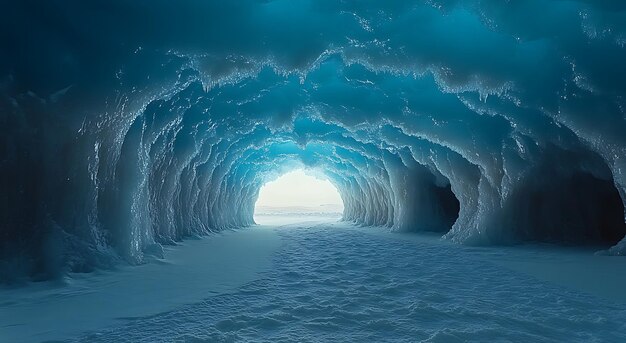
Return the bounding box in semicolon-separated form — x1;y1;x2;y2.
1;0;626;281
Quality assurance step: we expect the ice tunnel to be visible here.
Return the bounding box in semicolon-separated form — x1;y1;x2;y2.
1;0;626;281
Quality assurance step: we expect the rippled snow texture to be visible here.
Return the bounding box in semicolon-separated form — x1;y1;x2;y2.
74;224;626;343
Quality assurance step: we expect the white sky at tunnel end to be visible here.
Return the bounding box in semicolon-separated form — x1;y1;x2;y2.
254;169;344;215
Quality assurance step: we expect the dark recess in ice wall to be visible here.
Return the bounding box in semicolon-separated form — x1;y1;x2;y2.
1;0;626;281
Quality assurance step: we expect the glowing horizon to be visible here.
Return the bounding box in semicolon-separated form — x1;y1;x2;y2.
254;169;344;212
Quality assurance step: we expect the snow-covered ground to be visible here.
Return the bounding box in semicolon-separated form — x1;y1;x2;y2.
2;219;626;342
253;213;342;225
0;228;280;343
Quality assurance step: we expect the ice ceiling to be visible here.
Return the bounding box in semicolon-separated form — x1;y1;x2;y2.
1;0;626;279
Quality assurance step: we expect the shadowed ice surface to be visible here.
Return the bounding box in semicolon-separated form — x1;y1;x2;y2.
72;221;626;343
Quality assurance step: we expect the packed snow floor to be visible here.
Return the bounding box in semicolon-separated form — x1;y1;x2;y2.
3;217;626;342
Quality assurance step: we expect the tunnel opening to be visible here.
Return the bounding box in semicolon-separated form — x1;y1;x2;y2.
253;169;344;225
431;184;461;233
506;172;626;248
395;167;461;234
406;182;461;234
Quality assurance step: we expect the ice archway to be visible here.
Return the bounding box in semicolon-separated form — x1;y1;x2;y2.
2;0;626;280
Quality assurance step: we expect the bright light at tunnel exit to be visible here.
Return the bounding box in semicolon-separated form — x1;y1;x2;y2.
254;169;344;224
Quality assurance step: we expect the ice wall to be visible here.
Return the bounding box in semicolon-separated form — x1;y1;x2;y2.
1;0;626;280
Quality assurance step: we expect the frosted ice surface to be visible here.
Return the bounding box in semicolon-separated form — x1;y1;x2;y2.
1;0;626;280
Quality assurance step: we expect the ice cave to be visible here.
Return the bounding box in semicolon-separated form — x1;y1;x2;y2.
1;1;626;342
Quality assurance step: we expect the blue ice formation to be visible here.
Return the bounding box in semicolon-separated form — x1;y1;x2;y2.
1;1;626;280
